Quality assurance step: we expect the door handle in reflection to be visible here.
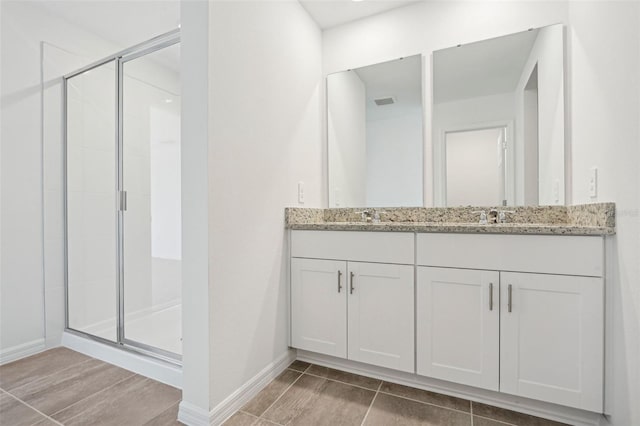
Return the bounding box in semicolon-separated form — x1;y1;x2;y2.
119;190;127;211
350;272;355;294
337;270;342;293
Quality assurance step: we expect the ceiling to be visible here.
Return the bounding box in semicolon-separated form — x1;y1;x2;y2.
39;1;180;50
37;0;419;73
354;54;422;121
298;0;421;29
433;29;538;104
39;1;180;73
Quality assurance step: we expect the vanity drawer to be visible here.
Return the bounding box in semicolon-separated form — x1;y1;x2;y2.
416;233;604;277
291;230;414;264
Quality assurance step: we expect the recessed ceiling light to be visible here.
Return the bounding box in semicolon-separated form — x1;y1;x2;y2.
164;99;173;103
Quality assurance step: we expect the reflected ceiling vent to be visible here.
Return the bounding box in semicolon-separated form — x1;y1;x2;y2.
374;96;396;106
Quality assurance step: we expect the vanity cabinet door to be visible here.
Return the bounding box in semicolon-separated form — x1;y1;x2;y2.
500;272;604;412
291;258;347;358
347;262;414;372
416;267;500;391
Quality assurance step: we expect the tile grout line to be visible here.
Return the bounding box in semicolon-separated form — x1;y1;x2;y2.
46;372;139;423
7;357;111;398
249;363;547;426
150;398;183;423
302;371;381;392
473;414;518;426
1;387;64;426
236;410;280;426
251;364;310;423
1;356;95;395
300;368;474;417
244;411;283;426
359;381;382;426
376;390;473;416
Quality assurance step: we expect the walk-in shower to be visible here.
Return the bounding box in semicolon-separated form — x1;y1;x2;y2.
64;30;181;362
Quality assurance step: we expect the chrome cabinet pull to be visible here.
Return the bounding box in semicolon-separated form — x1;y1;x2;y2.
489;283;494;311
338;270;343;293
350;272;355;294
508;284;513;313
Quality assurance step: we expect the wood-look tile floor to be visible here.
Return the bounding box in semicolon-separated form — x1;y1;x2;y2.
1;350;568;426
0;348;181;426
224;361;569;426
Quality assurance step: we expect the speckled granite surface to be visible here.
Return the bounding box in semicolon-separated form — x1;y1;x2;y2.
285;203;615;236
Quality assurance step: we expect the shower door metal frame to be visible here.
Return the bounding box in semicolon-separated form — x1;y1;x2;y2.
63;28;181;364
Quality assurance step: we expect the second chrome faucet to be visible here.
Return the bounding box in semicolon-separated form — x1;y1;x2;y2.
474;209;516;224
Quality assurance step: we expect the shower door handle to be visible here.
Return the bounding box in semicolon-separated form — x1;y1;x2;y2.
119;191;128;211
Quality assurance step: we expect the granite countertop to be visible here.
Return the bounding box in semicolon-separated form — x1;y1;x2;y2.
285;203;616;236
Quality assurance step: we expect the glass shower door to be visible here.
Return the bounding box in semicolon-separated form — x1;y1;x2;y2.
121;43;182;357
66;61;118;342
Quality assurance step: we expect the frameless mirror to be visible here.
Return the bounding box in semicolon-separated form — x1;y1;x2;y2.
433;24;565;206
327;55;423;207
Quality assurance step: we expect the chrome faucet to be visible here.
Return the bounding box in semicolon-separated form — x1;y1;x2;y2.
372;209;385;224
472;210;488;225
498;210;516;224
355;210;373;222
355;209;385;223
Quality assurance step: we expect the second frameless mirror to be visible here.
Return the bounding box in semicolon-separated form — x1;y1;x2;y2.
122;43;182;357
433;24;565;206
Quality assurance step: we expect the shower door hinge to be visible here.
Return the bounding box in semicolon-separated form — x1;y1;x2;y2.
119;190;128;211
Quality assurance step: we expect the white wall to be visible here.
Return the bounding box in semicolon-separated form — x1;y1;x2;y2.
514;24;565;205
327;71;366;207
567;3;640;426
179;0;212;415
366;111;423;206
0;1;116;362
323;2;640;425
207;0;323;411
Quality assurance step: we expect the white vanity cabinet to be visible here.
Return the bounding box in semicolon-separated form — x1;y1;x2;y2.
291;258;347;358
290;231;415;372
347;261;414;372
417;267;500;391
499;272;604;412
416;233;605;412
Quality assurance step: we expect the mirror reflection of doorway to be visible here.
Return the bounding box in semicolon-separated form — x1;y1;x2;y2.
445;127;507;207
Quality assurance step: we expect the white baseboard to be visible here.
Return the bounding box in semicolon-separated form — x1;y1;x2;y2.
178;401;211;426
297;350;604;426
0;338;46;365
177;349;296;426
62;331;182;388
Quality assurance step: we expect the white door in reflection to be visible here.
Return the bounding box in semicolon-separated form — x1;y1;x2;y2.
122;43;182;356
445;127;507;207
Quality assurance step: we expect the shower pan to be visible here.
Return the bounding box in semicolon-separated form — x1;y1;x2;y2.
64;30;182;362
